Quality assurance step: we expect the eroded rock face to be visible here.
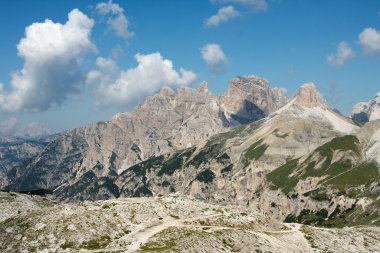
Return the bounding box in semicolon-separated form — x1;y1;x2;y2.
351;92;380;122
222;76;287;123
6;76;288;192
293;83;328;109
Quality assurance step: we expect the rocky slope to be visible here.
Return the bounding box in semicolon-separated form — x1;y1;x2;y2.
351;92;380;122
0;192;378;253
5;76;287;193
46;83;380;228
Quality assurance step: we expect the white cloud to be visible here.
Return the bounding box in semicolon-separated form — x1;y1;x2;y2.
205;6;240;27
87;52;197;109
0;9;95;113
327;41;355;66
96;0;134;40
200;43;229;73
211;0;268;12
359;27;380;54
0;118;18;135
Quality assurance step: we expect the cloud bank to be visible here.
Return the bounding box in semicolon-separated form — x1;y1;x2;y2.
200;43;229;73
0;9;95;113
87;52;197;109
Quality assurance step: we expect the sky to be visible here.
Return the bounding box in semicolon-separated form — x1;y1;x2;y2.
0;0;379;134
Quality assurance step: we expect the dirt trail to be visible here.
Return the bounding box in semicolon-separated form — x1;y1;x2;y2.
125;214;300;252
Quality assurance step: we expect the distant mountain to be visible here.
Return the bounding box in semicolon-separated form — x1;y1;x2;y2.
351;92;380;122
0;135;53;188
4;76;287;194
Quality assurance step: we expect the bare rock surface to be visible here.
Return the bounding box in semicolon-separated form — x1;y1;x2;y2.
1;193;378;253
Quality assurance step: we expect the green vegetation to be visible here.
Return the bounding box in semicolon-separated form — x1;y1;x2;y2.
243;140;268;166
188;120;264;168
303;189;330;202
266;159;299;194
80;235;111;250
140;240;176;252
221;164;233;174
266;135;370;194
316;135;360;156
101;204;111;209
133;185;153;197
129;155;165;176
324;163;379;189
195;169;216;183
60;241;75;249
273;129;289;138
157;147;196;176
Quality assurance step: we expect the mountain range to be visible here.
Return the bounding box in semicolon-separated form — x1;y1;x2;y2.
0;75;379;252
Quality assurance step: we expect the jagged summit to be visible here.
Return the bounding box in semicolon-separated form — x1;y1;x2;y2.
159;86;175;97
293;82;328;109
197;81;209;93
274;82;358;134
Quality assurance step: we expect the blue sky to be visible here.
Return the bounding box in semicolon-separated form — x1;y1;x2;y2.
0;0;379;133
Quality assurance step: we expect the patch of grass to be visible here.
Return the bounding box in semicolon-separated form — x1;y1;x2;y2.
243;140;268;166
221;164;233;174
266;159;299;194
133;185;153;197
81;235;111;250
195;169;216;183
139;240;176;252
324;163;379;189
316;135;360;157
157;147;196;176
60;241;75;249
303;189;330;202
102;204;111;209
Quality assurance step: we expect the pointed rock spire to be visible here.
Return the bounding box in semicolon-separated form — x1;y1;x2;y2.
294;83;328;108
197;81;209;93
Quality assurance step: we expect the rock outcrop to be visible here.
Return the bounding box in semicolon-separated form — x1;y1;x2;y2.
351;92;380;122
222;76;287;123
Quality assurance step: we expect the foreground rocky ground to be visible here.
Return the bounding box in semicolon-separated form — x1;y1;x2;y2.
0;191;379;253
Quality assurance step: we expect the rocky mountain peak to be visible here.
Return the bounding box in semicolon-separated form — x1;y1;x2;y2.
159;86;175;97
227;76;270;94
197;81;210;93
293;82;328;108
223;75;288;123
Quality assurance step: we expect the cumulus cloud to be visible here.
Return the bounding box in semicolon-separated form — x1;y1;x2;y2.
205;6;240;27
0;9;95;113
359;27;380;54
200;43;229;73
87;52;197;109
96;0;134;40
327;41;355;66
211;0;268;12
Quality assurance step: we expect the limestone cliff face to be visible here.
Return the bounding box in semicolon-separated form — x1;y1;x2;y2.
222;76;287;123
351;92;380;122
6;76;287;192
